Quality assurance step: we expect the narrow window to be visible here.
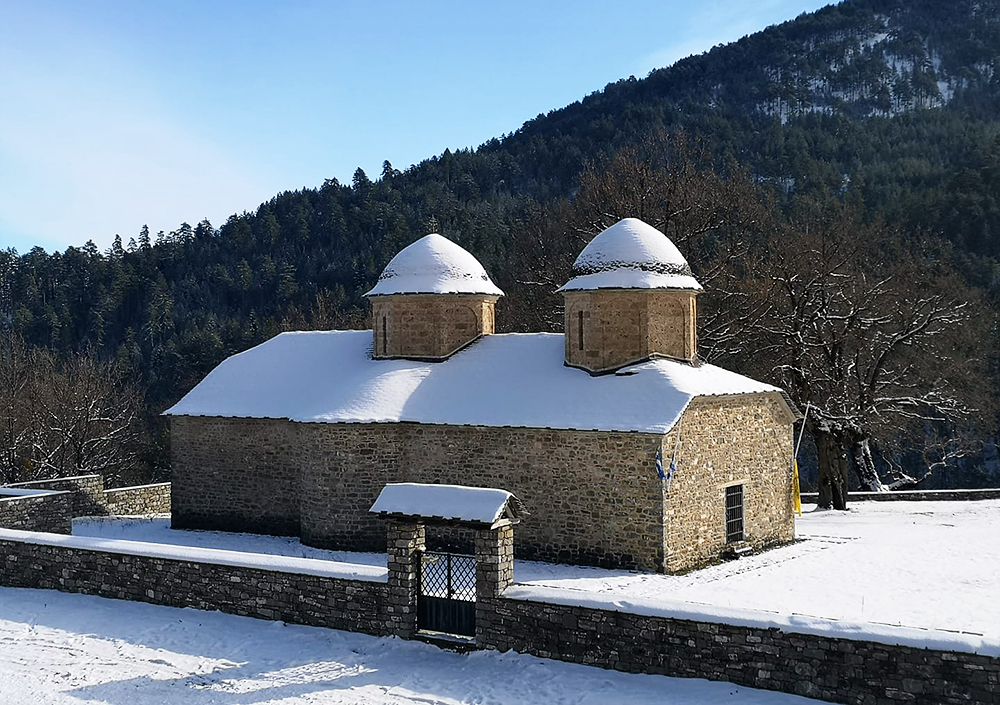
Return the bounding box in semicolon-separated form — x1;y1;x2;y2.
725;484;744;543
382;316;387;356
578;310;584;351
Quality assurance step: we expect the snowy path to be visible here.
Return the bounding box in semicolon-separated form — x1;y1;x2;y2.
0;588;821;705
75;500;1000;637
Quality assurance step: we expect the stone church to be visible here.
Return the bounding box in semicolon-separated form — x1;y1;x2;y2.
166;218;798;573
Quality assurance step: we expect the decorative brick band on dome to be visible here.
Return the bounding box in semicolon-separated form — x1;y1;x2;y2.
571;259;695;279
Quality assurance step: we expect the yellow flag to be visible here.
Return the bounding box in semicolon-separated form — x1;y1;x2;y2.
793;459;802;516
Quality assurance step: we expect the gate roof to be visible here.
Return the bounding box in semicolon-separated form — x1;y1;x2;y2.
369;483;526;528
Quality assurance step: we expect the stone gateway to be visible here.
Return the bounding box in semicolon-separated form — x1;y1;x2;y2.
167;218;798;572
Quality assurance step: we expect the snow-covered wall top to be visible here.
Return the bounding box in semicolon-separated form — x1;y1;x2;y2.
370;483;522;525
0;488;65;498
164;331;780;434
503;585;1000;658
558;218;703;292
0;528;387;582
365;234;504;297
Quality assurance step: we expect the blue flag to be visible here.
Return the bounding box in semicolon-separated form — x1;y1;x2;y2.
667;458;676;483
655;449;666;480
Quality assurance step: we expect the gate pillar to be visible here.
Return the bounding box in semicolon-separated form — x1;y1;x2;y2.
385;519;425;638
475;524;514;646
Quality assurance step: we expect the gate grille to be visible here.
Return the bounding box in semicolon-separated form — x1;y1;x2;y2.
419;551;476;636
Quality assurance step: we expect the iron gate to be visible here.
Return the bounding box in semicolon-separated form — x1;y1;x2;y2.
418;551;476;636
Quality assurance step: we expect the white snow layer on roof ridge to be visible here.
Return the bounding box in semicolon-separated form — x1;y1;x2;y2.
365;233;504;297
0;528;387;582
558;218;703;292
503;585;1000;657
370;483;514;524
164;331;780;434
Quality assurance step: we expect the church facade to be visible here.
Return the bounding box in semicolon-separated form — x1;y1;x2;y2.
167;219;798;573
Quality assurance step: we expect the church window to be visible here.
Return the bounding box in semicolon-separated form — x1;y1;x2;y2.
725;484;744;543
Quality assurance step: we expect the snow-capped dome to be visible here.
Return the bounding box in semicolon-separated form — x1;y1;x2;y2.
365;234;504;297
557;218;702;292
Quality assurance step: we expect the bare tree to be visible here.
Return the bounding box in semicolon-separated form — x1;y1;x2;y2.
0;336;145;485
732;201;997;507
503;131;775;346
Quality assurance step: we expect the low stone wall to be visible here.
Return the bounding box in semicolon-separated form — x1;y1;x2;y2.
0;534;390;637
802;488;1000;503
0;492;72;534
2;516;996;705
103;483;171;515
6;475;106;517
478;594;999;705
3;475;174;523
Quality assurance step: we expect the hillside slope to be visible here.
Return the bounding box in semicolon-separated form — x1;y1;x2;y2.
2;0;998;483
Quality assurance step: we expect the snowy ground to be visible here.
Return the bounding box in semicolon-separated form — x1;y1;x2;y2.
0;588;823;705
74;500;1000;637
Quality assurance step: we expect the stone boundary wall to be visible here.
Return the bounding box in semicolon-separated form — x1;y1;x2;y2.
0;524;996;705
103;483;171;515
0;535;391;637
3;474;173;521
801;488;1000;503
6;474;106;517
0;491;72;534
479;595;999;705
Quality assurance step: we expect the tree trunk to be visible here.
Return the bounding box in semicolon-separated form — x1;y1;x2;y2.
851;437;887;492
816;431;849;510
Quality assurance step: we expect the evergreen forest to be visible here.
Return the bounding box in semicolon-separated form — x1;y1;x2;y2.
2;0;999;495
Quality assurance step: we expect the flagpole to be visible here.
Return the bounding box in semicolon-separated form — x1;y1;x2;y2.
794;403;810;460
792;403;810;517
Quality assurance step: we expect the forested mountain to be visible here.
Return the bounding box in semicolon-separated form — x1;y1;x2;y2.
2;0;999;487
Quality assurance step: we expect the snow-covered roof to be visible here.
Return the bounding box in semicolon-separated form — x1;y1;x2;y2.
369;483;526;526
365;234;504;297
557;218;703;292
165;331;783;435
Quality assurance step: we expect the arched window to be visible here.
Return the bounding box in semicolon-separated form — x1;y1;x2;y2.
382;316;387;356
578;310;584;351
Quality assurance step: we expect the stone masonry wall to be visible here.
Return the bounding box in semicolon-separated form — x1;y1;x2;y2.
299;423;666;570
479;595;999;705
371;294;497;360
0;538;387;636
170;416;300;535
664;394;795;572
6;474;106;517
563;289;697;372
103;483;171;515
0;492;72;533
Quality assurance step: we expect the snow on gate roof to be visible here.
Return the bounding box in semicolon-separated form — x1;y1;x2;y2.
369;483;526;527
164;330;782;434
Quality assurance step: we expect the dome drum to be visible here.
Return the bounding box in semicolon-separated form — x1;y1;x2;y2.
366;234;503;361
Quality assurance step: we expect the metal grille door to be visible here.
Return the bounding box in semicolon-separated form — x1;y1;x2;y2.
725;484;744;543
418;551;476;636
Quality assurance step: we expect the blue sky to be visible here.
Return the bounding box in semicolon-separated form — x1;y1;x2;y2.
0;0;832;253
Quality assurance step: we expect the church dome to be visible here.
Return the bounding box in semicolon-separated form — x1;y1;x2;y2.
557;218;702;292
365;234;504;297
